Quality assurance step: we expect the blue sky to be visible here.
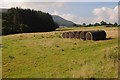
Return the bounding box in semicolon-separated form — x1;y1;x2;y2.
64;2;117;16
0;1;119;24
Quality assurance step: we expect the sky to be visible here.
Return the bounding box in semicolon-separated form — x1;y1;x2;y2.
0;0;119;24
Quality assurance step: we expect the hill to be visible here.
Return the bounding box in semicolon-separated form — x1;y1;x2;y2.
2;27;118;78
52;15;75;27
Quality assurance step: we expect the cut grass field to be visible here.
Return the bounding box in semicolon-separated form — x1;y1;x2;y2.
2;26;119;78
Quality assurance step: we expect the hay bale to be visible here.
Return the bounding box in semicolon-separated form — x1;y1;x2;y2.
73;31;78;35
75;31;82;39
80;31;88;40
62;32;66;38
80;30;96;40
86;30;106;40
65;32;69;38
69;31;75;38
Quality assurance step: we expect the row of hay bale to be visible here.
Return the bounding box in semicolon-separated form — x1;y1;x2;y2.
62;30;106;40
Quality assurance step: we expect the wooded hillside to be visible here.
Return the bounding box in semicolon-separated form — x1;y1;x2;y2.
2;7;58;35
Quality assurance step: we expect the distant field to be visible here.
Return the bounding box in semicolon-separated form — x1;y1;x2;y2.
2;27;119;78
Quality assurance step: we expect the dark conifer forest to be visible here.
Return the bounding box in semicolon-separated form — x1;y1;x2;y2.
2;7;58;35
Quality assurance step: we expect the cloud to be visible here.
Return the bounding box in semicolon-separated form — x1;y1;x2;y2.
51;11;79;23
0;2;65;12
61;14;78;22
93;6;118;23
52;11;60;15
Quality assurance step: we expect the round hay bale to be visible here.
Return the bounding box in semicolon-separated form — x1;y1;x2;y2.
69;32;75;38
62;32;66;38
80;30;96;40
75;31;82;39
86;30;106;40
65;32;69;38
80;31;88;40
73;31;78;34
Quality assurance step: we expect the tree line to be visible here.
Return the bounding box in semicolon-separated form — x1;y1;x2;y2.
2;7;58;35
74;21;120;27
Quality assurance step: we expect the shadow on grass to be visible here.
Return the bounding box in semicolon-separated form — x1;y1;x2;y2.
105;38;115;40
95;38;115;41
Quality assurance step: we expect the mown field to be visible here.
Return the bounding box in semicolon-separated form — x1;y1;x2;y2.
2;26;119;78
